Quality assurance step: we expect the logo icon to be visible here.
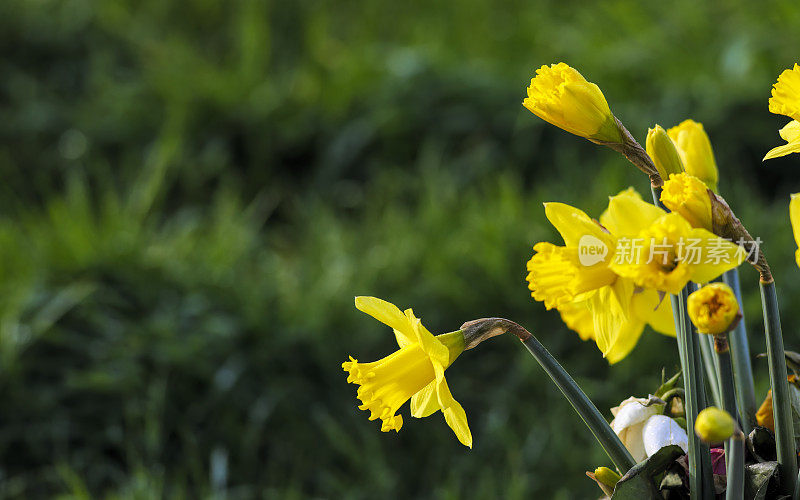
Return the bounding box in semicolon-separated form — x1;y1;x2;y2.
578;234;608;267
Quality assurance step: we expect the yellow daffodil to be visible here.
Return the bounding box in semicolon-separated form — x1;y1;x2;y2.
606;194;743;294
660;172;713;231
343;296;472;447
527;190;675;363
765;65;800;160
667;120;719;192
769;64;800;121
695;407;735;444
523;63;622;143
646;125;684;180
790;193;800;267
687;283;739;335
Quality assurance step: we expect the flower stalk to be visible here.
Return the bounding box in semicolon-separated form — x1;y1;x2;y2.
759;280;797;496
652;187;713;499
722;268;756;433
460;317;637;472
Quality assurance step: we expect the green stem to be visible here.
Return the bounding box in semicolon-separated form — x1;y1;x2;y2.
715;336;744;499
521;335;636;472
726;434;745;500
723;268;756;434
653;188;713;499
698;332;722;407
760;280;797;496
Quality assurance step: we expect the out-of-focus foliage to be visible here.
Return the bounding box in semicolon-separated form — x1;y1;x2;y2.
1;0;800;498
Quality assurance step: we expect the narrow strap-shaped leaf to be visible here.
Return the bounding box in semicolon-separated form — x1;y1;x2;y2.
759;280;797;496
723;268;756;433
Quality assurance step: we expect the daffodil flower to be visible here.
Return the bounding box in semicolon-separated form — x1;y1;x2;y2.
526;190;675;363
343;296;473;447
765;64;800;160
523;63;622;143
605;190;743;294
687;283;740;335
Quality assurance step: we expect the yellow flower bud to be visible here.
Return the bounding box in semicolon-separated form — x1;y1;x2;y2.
667;120;719;193
769;64;800;122
695;407;735;444
756;391;774;431
646;125;684;180
660;172;713;231
523;63;622;143
593;466;621;488
687;283;739;335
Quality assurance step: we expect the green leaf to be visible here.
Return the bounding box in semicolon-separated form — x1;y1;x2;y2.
654;370;682;399
611;445;684;500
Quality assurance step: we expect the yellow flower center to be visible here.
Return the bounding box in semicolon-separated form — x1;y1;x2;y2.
343;345;436;432
526;242;617;309
612;215;693;295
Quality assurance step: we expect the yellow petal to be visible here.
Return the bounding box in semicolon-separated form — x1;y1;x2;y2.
557;299;595;341
632;289;676;337
410;381;440;418
405;309;449;366
779;120;800;142
544;202;611;248
769;64;800;121
600;188;665;237
604;318;646;364
433;369;472;448
790;194;800;266
687;229;744;284
355;296;415;347
763;138;800;161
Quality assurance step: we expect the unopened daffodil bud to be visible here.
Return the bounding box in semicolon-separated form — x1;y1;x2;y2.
695;407;735;444
594;466;621;489
660;172;713;231
668;120;719;193
646;125;684;180
687;283;740;335
523;63;623;143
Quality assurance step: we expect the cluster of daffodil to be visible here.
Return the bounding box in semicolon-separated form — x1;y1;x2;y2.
341;61;800;499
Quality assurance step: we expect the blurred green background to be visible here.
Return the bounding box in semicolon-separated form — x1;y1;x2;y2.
2;0;800;498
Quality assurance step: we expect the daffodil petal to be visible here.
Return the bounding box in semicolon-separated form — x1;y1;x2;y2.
355;296;415;347
779;120;800;142
410;380;440;418
791;194;800;253
432;369;472;448
632;289;676;337
406;309;449;366
600;188;665;237
604;318;646;364
763;139;800;161
544;202;610;248
687;229;744;284
557;299;595;341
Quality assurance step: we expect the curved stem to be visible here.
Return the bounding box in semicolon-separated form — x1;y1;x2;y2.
459;317;637;472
